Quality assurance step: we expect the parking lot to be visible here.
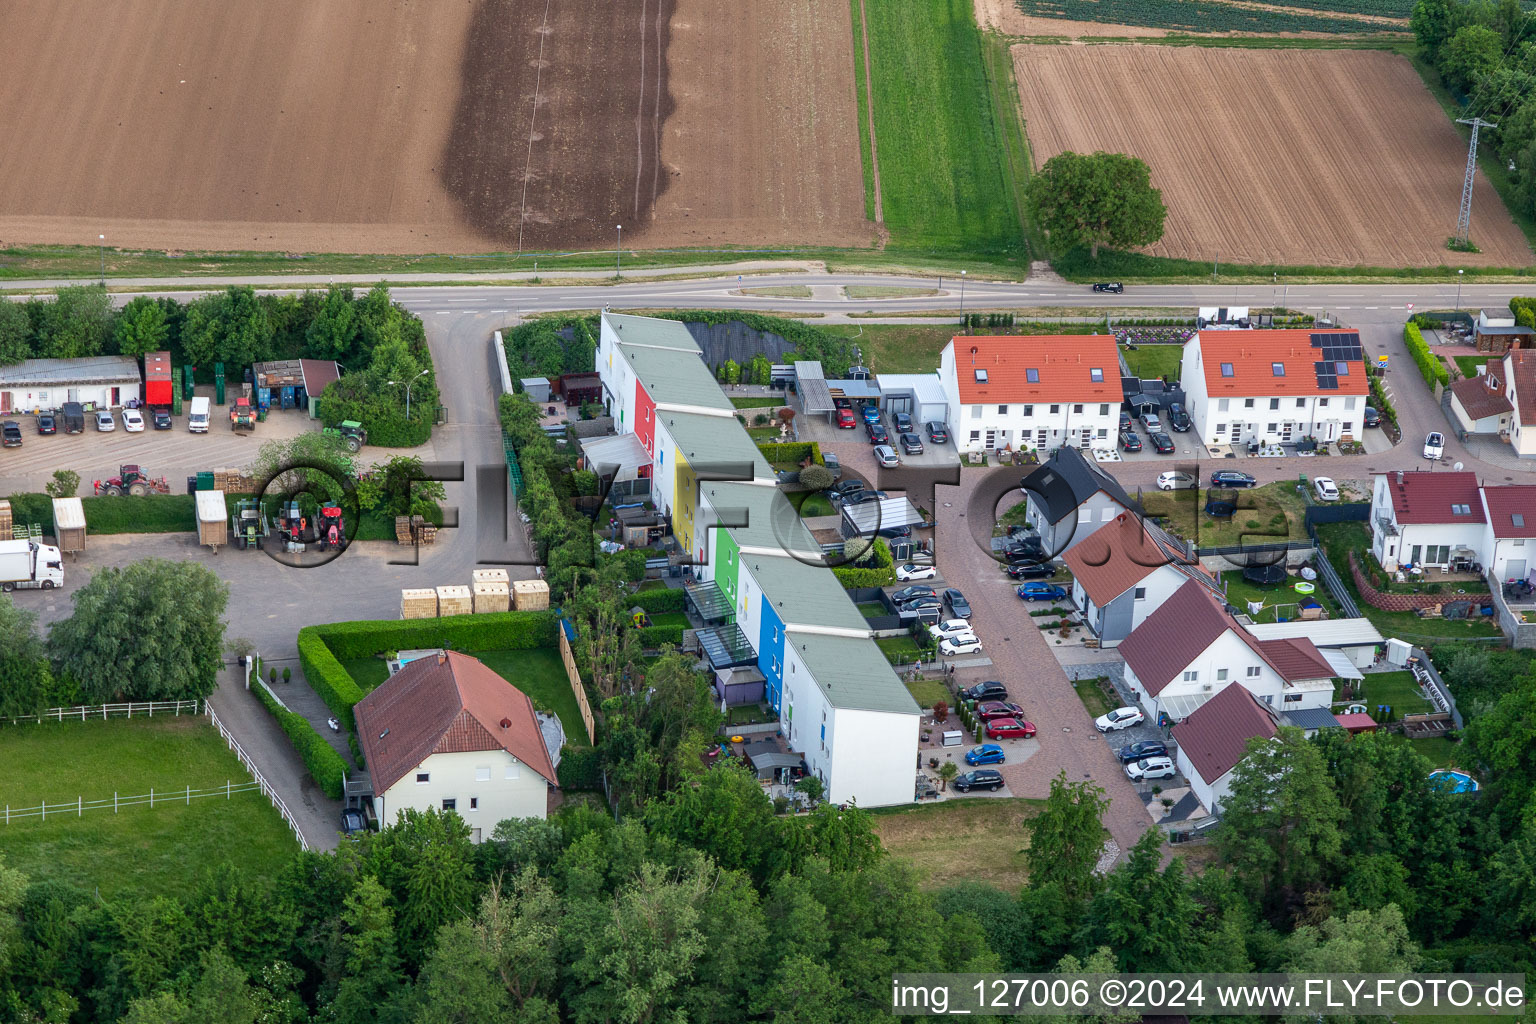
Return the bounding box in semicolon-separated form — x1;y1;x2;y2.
796;401;960;470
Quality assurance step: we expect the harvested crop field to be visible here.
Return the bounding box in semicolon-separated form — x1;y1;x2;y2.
974;0;1406;37
1012;46;1533;267
0;0;870;255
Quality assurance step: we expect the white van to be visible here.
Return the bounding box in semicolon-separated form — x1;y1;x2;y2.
188;396;210;433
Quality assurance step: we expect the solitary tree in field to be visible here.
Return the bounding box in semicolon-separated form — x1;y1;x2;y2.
1027;151;1166;260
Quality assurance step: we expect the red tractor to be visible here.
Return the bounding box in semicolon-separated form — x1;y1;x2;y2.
94;464;172;497
316;503;346;551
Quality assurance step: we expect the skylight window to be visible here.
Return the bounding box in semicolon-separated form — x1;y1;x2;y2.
1271;363;1286;377
1090;368;1104;382
1515;513;1526;527
1026;368;1040;383
1336;362;1349;375
1452;504;1471;516
1220;363;1234;377
975;369;987;383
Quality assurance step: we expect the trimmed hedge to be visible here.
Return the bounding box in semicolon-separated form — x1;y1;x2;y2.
556;745;603;791
252;679;348;800
1511;297;1535;328
1404;322;1449;391
756;440;822;466
296;631;366;731
4;492;248;536
832;539;896;588
630;588;686;613
636;624;686;647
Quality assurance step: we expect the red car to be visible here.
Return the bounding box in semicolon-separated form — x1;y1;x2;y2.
986;717;1037;740
976;701;1027;722
836;407;856;428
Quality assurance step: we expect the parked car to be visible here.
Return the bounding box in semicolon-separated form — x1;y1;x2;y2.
94;409;115;432
340;808;367;835
943;588;971;618
1017;582;1068;601
822;451;841;480
1363;406;1380;428
1423;431;1445;460
892;411;913;433
1;422;21;448
121;408;145;432
1092;282;1124;293
831;479;865;499
901;596;943;613
1313;476;1340;501
891;585;936;605
36;414;56;435
985;717;1037;740
844;489;887;506
929;618;974;641
1117;740;1168;764
1119;409;1132;432
939;635;983;656
965;744;1006;766
1156;470;1196;490
862;405;881;425
1168;403;1192;431
952;768;1005;792
836;407;856;429
1149;432;1175;454
896;563;937;582
152;409;173;430
1095;706;1146;732
976;700;1027;722
926;422;949;443
1119;430;1142;452
1143;411;1162;432
961;681;1007;702
1004;561;1054;579
873;444;900;468
1210;470;1257;488
866;423;889;445
1205;498;1237;519
1003;541;1046;563
899;432;924;455
1125;756;1178;781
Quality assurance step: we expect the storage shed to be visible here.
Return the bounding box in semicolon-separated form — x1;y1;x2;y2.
0;356;142;414
143;352;174;407
195;490;227;550
520;377;552;404
51;497;86;556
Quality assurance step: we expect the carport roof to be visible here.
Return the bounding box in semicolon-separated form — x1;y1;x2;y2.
579;432;651;478
828;380;882;399
744;554;868;632
799;376;836;415
840;498;928;533
788;632;920;715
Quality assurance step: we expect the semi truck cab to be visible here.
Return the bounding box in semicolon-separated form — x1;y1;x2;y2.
0;539;64;591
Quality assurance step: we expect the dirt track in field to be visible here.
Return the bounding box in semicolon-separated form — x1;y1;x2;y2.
973;0;1403;37
0;0;870;255
1012;46;1533;267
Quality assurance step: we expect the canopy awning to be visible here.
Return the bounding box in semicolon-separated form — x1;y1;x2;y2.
1320;649;1363;680
685;580;732;624
697;624;757;669
841;498;928;533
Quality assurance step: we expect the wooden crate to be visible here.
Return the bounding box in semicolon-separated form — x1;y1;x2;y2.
472;568;510;586
473;581;511;614
437;585;473;617
395;515;438;545
512;578;550;611
401;588;438;619
0;499;11;542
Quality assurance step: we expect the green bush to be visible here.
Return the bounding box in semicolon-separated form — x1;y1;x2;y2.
630;588;686;613
1511;298;1536;328
296;631;366;730
636;624;686;647
756;440;822;466
252;679;348;799
1404;322;1449;391
306;610;559;661
833;539;895;588
556;745;604;791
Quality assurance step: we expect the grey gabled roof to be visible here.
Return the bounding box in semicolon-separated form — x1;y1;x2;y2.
604;312;701;353
700;481;821;556
659;411;774;481
1021;445;1136;525
0;356;142;386
617;344;734;412
789;632;921;716
742;555;869;633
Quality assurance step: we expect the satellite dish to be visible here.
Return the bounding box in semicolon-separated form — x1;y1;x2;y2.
1454;461;1464;471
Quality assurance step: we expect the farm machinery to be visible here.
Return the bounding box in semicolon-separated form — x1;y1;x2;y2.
93;465;172;497
323;420;368;453
229;498;270;550
229;397;257;431
275;500;308;551
315;503;346;551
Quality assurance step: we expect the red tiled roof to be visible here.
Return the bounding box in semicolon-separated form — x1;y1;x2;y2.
1333;712;1378;731
1252;637;1335;682
1450;371;1513;421
1119;579;1232;696
1195;329;1369;397
1505;348;1536;426
1064;512;1208;606
1483;485;1536;538
300;359;341;397
1171;684;1277;785
354;651;557;794
1383;471;1485;525
949;335;1122;405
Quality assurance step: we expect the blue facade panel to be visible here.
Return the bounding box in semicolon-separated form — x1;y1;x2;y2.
758;600;786;712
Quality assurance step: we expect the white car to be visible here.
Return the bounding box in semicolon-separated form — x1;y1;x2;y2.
94;409;115;432
896;563;937;582
939;635;984;656
1095;706;1146;732
1143;411;1162;432
1125;756;1177;781
1423;432;1445;460
873;444;900;468
1313;476;1339;502
928;618;973;640
121;408;145;433
1156;471;1197;491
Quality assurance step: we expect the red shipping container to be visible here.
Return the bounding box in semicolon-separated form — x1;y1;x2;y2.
144;351;174;407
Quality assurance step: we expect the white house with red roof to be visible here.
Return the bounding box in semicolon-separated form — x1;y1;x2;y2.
937;335;1122;455
1062;512;1217;648
1170;684;1280;815
1179;329;1370;447
1119;579;1338;725
1482;485;1536;584
1500;348;1536;458
1369;471;1488;572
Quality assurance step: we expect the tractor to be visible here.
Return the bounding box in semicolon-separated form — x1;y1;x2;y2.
324;420;368;453
229;498;269;550
275;500;308;550
94;465;172;497
315;503;346;552
229;397;256;431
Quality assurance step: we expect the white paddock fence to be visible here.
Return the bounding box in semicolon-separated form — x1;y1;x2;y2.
4;780;262;823
5;699;204;726
204;703;311;851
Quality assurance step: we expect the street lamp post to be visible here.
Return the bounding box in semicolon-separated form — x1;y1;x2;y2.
99;234;105;285
388;368;430;422
615;225;623;278
959;270;967;331
1456;268;1464;313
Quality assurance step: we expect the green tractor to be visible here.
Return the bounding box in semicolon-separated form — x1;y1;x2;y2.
324;420;368;453
229;499;269;550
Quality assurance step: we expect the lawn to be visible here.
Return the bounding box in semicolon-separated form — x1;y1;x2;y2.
1410;736;1463;768
872;797;1044;890
856;0;1020;252
339;656;391;692
876;635;929;665
740;285;812;298
906;678;951;709
647;612;690;628
857;601;888;617
998;499;1031;528
1072;675;1118;719
1453;355;1490;379
0;718;298;898
1358;670;1432;715
730;396;788;410
1220;570;1341;624
1140;481;1308;550
844;285;939;299
1121;343;1184;383
789;490;835;518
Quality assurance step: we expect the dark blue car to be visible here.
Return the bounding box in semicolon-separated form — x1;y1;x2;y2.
965;744;1006;766
1017;582;1067;601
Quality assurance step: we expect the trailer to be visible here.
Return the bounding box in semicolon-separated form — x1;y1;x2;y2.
195;489;227;552
50;497;86;557
0;538;64;591
143;351;174;407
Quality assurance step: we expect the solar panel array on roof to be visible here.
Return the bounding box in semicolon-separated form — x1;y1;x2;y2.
1309;333;1361;389
1313;361;1339;390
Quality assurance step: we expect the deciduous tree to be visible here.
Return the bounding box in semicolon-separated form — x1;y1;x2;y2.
1024;772;1109;903
1027;151;1166;260
113;296;170;359
0;300;32;364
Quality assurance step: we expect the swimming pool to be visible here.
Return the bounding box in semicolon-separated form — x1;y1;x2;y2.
1428;769;1479;793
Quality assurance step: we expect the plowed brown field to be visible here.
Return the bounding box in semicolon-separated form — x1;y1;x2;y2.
0;0;869;255
1012;46;1533;267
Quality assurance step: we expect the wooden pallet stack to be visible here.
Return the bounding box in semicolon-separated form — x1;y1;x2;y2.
437;585;473;617
0;500;11;542
212;467;256;494
395;515;439;545
401;588;438;619
512;578;550;611
473;581;510;613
